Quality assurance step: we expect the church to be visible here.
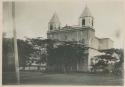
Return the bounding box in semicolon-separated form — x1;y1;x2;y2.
47;5;113;72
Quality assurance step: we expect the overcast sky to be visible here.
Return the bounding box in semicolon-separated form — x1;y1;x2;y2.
3;0;124;48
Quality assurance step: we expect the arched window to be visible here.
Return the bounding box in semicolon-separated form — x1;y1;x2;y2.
92;20;93;26
82;19;85;26
81;39;85;44
50;25;53;30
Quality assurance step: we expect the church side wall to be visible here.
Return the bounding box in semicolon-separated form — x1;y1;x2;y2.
99;38;113;50
108;39;113;48
90;37;99;49
88;48;102;71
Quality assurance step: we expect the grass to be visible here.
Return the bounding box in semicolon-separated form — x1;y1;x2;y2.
19;71;124;85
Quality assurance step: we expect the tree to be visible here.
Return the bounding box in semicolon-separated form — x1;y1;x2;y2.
17;39;35;70
112;49;124;75
46;40;85;72
92;48;124;74
27;37;48;70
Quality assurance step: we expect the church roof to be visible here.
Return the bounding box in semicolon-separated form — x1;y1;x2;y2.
49;13;60;23
80;5;93;18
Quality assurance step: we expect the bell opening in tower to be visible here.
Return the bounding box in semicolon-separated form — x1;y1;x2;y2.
82;19;85;26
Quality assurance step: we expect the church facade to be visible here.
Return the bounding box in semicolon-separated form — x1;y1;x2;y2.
47;6;113;72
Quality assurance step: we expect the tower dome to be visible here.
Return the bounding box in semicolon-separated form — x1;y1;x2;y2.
79;5;94;28
48;13;61;31
49;13;60;24
80;6;93;18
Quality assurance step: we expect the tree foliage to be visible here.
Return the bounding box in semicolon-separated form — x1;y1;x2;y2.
47;40;85;72
17;39;35;68
92;48;124;74
27;38;47;64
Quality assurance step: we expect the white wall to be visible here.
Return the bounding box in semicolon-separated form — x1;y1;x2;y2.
88;48;102;71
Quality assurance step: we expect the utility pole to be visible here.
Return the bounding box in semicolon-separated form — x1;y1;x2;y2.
12;2;20;84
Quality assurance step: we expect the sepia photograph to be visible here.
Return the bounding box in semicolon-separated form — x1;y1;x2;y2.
2;0;124;85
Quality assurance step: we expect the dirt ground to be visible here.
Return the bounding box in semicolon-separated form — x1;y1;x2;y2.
19;71;123;85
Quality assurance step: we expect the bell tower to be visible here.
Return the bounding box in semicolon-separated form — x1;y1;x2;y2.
79;5;94;28
48;13;61;31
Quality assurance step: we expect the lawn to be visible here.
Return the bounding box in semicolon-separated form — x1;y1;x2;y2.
20;71;123;85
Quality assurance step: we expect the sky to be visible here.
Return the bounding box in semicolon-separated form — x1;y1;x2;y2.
3;0;124;48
